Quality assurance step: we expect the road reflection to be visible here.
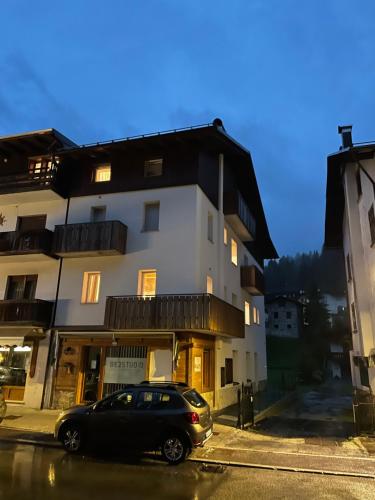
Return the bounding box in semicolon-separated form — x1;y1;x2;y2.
0;442;225;500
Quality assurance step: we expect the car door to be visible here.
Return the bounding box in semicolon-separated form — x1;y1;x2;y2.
88;390;137;449
133;391;173;449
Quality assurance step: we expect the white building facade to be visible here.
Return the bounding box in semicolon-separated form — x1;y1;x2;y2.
0;121;277;410
325;125;375;396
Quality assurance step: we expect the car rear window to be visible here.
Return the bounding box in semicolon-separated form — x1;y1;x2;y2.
183;389;207;408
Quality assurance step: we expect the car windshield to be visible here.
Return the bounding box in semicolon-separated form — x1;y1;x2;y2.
183;389;207;408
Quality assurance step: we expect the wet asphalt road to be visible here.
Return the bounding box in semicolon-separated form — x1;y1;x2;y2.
0;442;374;500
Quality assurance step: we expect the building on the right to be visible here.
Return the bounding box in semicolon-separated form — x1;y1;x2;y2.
324;125;375;399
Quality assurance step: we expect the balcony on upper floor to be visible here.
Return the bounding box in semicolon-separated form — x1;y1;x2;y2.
0;299;53;327
223;190;256;241
0;229;55;262
240;265;264;295
0;161;64;205
104;293;245;338
52;220;127;257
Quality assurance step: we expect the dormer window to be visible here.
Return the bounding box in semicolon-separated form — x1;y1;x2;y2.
95;165;111;183
144;158;163;177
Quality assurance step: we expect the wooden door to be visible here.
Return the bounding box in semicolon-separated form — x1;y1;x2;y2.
175;348;188;384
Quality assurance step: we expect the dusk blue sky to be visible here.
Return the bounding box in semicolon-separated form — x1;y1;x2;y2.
1;1;375;257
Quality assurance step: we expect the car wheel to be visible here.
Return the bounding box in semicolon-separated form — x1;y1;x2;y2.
161;435;188;465
61;424;84;453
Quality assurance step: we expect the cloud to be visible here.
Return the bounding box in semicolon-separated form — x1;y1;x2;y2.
0;52;100;142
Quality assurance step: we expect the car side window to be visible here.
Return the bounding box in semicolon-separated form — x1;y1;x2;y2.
99;391;135;411
136;391;171;410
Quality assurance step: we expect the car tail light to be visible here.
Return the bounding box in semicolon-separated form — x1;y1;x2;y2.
185;412;200;424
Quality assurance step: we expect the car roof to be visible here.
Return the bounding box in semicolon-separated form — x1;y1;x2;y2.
109;382;193;394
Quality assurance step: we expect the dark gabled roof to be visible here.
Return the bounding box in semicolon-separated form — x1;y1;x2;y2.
57;120;277;259
265;295;304;308
0;120;277;259
0;128;77;156
324;143;375;249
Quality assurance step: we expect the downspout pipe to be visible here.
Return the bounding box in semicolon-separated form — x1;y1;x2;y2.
41;195;70;408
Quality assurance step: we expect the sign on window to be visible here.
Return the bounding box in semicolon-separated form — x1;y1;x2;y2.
104;357;146;384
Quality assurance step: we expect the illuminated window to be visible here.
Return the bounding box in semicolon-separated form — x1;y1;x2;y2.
29;159;53;179
207;213;213;242
231;239;238;266
223;227;228;245
139;270;157;297
207;276;213;294
253;306;257;324
144;159;163;177
245;301;250;325
81;272;101;303
95;165;111;182
144;202;160;231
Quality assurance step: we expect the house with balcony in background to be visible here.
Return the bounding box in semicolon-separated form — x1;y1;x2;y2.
0;119;277;410
325;125;375;405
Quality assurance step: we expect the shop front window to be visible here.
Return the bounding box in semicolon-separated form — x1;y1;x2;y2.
0;345;31;396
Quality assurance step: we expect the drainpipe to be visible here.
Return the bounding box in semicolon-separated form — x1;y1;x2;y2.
41;196;70;408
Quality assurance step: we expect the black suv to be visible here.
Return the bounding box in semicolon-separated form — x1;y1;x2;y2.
55;382;213;464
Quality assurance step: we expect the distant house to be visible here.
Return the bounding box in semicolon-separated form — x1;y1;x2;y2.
265;296;303;390
324;125;375;400
266;296;303;339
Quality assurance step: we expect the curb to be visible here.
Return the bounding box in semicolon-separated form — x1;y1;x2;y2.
0;436;61;449
188;456;375;479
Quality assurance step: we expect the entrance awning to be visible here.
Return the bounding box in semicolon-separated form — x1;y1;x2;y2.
0;329;45;348
0;337;24;348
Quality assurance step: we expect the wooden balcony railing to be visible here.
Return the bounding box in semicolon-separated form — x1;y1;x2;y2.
52;221;127;257
104;293;244;338
240;265;264;295
0;229;54;256
0;167;57;195
224;190;256;241
0;299;53;326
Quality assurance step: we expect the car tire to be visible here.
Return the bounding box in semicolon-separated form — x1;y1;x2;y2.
60;424;84;454
161;434;188;465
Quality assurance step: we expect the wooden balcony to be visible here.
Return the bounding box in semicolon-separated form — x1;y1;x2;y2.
52;221;127;257
104;293;244;338
223;190;256;241
241;265;264;295
0;299;53;326
0;229;54;262
0;167;63;205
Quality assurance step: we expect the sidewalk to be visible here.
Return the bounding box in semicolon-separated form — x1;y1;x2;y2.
1;404;375;476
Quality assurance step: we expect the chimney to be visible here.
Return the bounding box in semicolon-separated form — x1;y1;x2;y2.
338;125;353;149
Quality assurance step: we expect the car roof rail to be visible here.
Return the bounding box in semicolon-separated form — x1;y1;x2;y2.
140;380;189;388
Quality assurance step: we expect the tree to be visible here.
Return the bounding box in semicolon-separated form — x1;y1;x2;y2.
300;286;330;383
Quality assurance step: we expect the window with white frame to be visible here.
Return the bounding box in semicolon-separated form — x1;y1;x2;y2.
144;159;163;177
94;165;111;182
81;272;101;303
223;226;228;245
139;270;157;297
207;212;213;242
245;301;250;325
143;202;160;231
231;238;238;266
206;275;213;294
